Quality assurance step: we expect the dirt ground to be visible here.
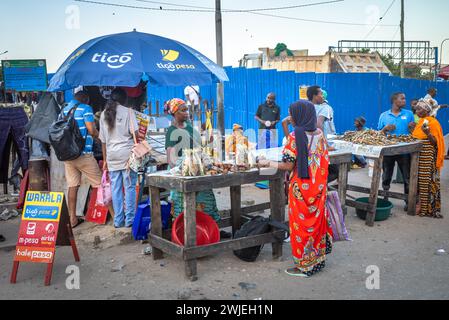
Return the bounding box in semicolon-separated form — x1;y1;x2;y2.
1;163;449;300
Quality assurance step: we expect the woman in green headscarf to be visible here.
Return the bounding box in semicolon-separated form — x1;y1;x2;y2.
165;98;220;222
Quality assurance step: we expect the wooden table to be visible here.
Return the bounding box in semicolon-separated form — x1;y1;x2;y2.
146;168;286;281
340;141;423;227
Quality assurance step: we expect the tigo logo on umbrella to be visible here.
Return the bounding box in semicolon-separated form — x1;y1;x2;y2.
157;49;195;72
161;49;179;62
91;52;133;69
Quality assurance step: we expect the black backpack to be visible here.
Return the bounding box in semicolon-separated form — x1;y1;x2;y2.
233;216;289;262
49;103;86;161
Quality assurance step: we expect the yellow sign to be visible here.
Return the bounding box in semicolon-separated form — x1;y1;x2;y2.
22;191;63;222
161;49;180;62
299;86;308;100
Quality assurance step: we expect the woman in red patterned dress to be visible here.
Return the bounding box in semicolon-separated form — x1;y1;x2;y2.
259;100;333;277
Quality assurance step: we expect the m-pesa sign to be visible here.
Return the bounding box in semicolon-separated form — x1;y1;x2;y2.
17;221;58;247
14;191;63;264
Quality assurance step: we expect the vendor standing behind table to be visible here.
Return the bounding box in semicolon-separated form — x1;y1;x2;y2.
352;117;368;169
165;98;221;224
255;92;280;149
378;92;415;211
411;98;420;123
99;88;139;229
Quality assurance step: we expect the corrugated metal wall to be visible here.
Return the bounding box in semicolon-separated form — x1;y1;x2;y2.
145;67;449;145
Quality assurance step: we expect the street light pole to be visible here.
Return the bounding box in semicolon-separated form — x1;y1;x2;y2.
439;38;449;78
215;0;225;137
400;0;405;78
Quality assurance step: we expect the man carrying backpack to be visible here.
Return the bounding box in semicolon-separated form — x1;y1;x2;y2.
61;91;101;228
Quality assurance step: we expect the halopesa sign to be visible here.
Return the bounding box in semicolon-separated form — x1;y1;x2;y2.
1;59;48;92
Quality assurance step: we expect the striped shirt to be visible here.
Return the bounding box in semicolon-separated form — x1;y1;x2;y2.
62;99;95;154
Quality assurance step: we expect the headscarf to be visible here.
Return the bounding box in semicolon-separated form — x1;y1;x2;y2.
289;100;317;179
418;98;433;113
355;116;366;126
168;98;186;115
322;89;328;101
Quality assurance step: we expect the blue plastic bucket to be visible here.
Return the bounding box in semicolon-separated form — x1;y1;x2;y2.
132;200;172;240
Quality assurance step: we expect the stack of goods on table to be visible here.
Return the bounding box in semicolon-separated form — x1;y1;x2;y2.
170;124;259;177
338;129;416;146
171;146;259;177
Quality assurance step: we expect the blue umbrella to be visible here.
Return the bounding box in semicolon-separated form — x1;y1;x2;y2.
48;30;228;91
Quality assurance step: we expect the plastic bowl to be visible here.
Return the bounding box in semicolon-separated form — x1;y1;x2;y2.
172;211;220;246
355;197;393;221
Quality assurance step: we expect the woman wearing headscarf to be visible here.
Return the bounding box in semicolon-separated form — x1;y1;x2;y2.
165;99;221;223
412;99;445;218
259;100;333;277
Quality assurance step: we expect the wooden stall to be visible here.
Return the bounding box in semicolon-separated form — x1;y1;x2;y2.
146;168;285;281
331;140;422;227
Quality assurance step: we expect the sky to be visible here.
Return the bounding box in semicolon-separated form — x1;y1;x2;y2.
1;0;449;72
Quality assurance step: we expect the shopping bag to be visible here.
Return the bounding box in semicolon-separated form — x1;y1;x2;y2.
96;171;112;206
86;187;108;224
325;191;351;242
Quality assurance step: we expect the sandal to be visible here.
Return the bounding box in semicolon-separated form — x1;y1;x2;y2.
285;267;309;277
71;218;85;228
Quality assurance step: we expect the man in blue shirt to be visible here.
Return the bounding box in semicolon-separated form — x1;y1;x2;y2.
61;91;102;228
377;92;415;211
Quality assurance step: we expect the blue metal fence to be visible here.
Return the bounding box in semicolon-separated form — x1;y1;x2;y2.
146;68;449;145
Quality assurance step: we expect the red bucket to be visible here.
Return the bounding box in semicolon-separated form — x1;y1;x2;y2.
172;211;220;246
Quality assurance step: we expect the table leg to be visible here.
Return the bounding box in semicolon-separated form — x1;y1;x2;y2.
407;152;419;216
338;162;349;215
269;177;284;259
366;157;383;227
150;187;163;260
183;192;198;281
230;185;241;236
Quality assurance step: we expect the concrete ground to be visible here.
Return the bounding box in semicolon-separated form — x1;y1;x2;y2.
1;163;448;300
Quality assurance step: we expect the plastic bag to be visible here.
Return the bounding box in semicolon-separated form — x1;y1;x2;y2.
325;191;351;241
96;171;112;206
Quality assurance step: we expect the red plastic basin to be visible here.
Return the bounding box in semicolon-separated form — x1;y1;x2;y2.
172;211;220;246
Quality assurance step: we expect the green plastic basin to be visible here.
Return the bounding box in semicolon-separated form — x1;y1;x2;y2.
355;197;393;221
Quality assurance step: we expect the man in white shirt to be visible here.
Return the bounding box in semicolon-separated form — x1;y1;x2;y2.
307;85;339;183
424;87;448;117
184;85;201;121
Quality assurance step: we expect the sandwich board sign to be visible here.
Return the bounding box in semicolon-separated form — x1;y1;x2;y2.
10;191;80;286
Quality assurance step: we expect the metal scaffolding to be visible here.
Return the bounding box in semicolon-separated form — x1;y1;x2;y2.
334;40;438;67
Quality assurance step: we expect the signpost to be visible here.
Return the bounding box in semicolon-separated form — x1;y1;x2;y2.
10;191;79;286
1;59;48;92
